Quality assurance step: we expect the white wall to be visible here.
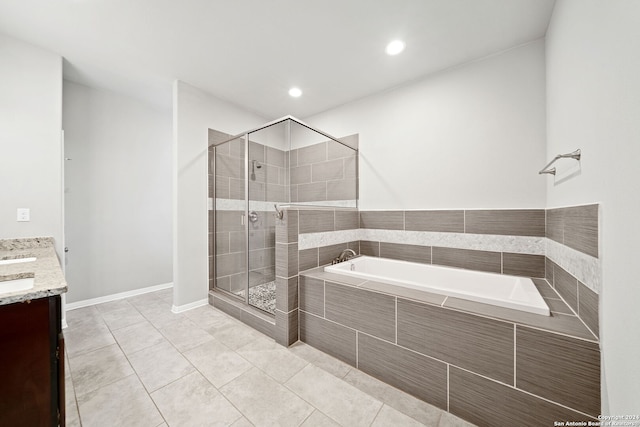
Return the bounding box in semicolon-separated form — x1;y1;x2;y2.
306;41;547;210
0;34;63;255
62;81;172;303
546;0;640;413
172;81;265;309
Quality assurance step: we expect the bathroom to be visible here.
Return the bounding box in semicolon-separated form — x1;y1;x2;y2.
1;0;639;426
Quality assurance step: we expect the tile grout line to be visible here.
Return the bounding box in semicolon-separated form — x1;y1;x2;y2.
446;364;450;413
395;297;398;345
513;324;517;388
355;330;359;369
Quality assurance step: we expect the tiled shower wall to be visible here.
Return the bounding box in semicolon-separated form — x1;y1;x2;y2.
290;135;358;203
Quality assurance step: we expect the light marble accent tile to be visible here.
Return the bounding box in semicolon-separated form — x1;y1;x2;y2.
285;364;383;427
299;229;545;254
69;343;134;397
298;229;360;250
343;369;442;426
100;305;147;331
152;372;242;426
360;229;545;255
112;321;166;355
77;375;163;427
287;342;352;379
301;410;341;426
159;316;215;352
183;339;252;388
128;340;195;392
371;404;427;427
216;198;271;211
546;238;601;293
293;200;357;208
64;320;116;357
221;367;314;427
237;338;309;383
438;411;478;427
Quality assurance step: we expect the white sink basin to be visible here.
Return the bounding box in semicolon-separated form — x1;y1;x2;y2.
0;257;36;266
0;278;35;293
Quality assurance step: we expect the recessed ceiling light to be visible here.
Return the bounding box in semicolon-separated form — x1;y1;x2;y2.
385;40;405;56
288;87;302;98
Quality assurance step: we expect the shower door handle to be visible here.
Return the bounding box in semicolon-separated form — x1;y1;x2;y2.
248;211;259;223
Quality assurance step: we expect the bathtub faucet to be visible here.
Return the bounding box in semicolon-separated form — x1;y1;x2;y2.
331;249;357;265
339;249;357;262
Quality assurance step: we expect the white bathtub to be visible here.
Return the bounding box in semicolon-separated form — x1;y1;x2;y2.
324;256;550;316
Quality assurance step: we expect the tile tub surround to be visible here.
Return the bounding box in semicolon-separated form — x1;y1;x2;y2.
298;268;601;425
295;207;600;336
273;206;601;343
0;237;67;305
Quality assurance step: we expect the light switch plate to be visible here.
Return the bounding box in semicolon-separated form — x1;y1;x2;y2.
17;208;30;222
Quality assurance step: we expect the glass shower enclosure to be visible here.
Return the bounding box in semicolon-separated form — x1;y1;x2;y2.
208;116;357;315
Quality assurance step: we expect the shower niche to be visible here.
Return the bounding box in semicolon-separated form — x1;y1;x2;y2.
208;116;358;315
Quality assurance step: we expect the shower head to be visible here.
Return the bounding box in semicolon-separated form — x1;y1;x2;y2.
251;160;262;181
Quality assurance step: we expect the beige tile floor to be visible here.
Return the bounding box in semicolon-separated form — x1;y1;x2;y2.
63;288;476;427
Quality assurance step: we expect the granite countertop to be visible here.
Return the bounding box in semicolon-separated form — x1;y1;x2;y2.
0;237;67;306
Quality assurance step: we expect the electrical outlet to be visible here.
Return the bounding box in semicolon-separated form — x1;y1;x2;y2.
17;208;30;222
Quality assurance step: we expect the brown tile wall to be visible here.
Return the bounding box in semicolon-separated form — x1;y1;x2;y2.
298;274;601;425
359;209;546;278
290;137;358;203
361;209;546;236
546;258;600;337
358;208;599;336
546;204;599;258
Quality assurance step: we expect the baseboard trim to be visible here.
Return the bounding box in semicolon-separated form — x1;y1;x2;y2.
65;282;173;311
171;298;208;313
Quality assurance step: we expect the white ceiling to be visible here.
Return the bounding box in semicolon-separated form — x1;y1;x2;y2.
0;0;556;118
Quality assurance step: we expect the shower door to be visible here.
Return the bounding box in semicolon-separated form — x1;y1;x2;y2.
211;116;357;315
245;120;289;314
212;135;248;300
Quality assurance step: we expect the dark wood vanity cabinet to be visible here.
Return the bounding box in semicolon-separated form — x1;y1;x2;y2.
0;295;64;427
